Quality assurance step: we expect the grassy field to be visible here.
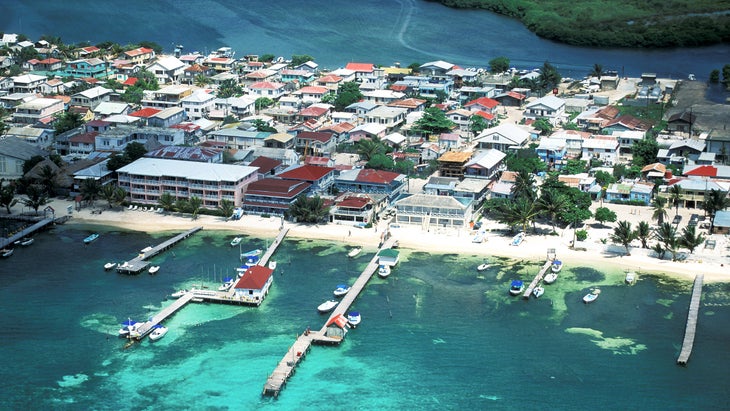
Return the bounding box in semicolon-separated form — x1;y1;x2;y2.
436;0;730;48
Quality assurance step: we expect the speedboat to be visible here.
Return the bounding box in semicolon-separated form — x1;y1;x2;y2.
477;262;490;271
532;286;545;298
347;311;361;327
551;260;563;273
83;233;99;244
104;262;117;270
230;237;242;247
149;325;168;341
318;299;338;313
170;290;188;298
510;232;525;246
1;248;13;258
377;264;391;278
543;273;557;284
583;289;601;303
509;280;524;296
348;247;361;258
17;237;34;246
241;249;262;258
333;284;351;297
268;261;277;270
118;319;138;337
148;266;160;274
625;271;636;284
218;277;235;291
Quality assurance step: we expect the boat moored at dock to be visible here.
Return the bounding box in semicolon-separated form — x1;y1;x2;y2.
2;248;14;258
333;284;351;297
347;311;361;327
509;280;524;295
543;273;557;284
104;262;117;270
149;325;168;341
318;299;338;313
551;260;563;273
230;237;242;247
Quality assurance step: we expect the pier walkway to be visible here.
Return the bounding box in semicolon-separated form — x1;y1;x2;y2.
523;260;553;299
677;274;704;366
258;227;289;267
134;293;195;339
0;217;54;249
117;227;202;274
262;236;397;398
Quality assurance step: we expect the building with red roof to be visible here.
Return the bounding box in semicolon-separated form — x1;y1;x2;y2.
68;132;98;155
277;164;335;194
249;156;284;177
334;168;406;202
330;193;376;224
295;131;336;156
242;178;311;215
233;265;274;305
464;97;500;114
123;47;155;64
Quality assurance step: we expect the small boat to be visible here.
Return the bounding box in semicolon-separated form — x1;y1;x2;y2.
543;273;557;284
170;290;188;298
104;262;117;271
148;266;160;274
218;277;235;291
377;264;391;278
510;232;525;246
347;311;361;327
625;271;636;284
16;237;34;246
509;280;524;296
268;261;277;270
532;286;545;298
149;325;168;341
317;299;338;313
230;237;242;247
83;233;100;244
583;289;601;303
477;262;490;271
348;247;362;258
551;260;563;273
1;248;14;258
118;319;138;337
333;284;351;297
241;249;262;259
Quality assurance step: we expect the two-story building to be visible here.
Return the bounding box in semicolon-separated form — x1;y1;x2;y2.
63;58;112;79
523;95;566;126
393;194;473;229
11;97;64;125
363;106;407;132
206;128;271;150
181;90;215;120
95;125;184;152
277;165;336;195
581;137;620;166
70;86;113;109
464;149;506;180
334;168;406;203
147;56;186;84
247;81;287;99
474;123;530;153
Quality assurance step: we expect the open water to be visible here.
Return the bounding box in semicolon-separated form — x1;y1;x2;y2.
3;0;730;79
1;223;729;410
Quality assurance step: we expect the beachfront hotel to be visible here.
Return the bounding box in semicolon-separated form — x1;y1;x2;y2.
117;158;258;208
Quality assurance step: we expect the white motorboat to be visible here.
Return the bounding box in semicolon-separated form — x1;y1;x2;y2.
218;277;235;291
230;237;242;247
348;247;362;258
268;261;277;270
377;264;391;278
118;319;138;337
583;289;601;303
510;232;525;246
318;299;338;313
532;286;545;298
104;262;117;271
170;290;188;298
17;237;34;246
148;266;160;274
477;262;490;271
1;248;13;258
625;271;636;284
347;311;361;327
551;260;563;273
509;280;524;296
543;273;557;284
333;284;351;297
149;325;168;341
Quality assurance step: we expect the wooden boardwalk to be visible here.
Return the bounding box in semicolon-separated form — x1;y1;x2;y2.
677;274;704;365
0;217;54;248
117;227;202;274
134;293;195;338
523;260;553;299
262;236;397;398
258;227;289;267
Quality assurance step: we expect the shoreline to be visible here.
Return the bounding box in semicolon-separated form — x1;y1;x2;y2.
50;198;730;284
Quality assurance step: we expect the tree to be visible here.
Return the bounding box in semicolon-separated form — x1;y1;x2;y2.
367;153;395;170
594;207;617;227
0;182;17;214
259;54;275;63
333;81;363;111
632;137;659;167
669;185;683;217
703;189;730;229
469;114;489;138
680;225;705;254
22;184;50;214
100;184;121;208
290;54;315;67
610;220;636;255
79;178;101;207
494;197;539;234
287;195;330;223
532;118;553;135
356;137;387;161
537;189;568;232
654;222;680;260
54;111;84;135
219;199;234;221
37;164;59;196
254;97;275;112
134;68;159;91
651;196;668;225
723;64;730;86
158;192;175;212
137;40;163;54
589;63;604;79
121;86;144;105
537;61;561;93
252;119;277;132
593;170;615;187
194;74;210;88
505;148;546;174
188;196;202;220
512;170;536;202
634;221;651;248
407;62;421;73
562;159;587;175
217;78;244;98
488;56;510;74
709;69;720;84
414;107;454;136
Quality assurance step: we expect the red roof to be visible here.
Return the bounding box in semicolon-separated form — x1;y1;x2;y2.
298;131;333;143
345;62;374;72
170;123;201;132
298;86;328;95
249;156;282;174
473;110;495;120
318;74;342;83
337;197;371;209
69;131;98;144
355;168;400;184
124;47;154;57
123;77;138;86
390;85;408;92
245;179;311;197
249;81;284;89
506;91;526;100
234;265;273;290
326;314;349;329
298;106;329;118
685;165;717;177
305;156;331;166
130;107;161;118
465;97;499;109
278;165;335;182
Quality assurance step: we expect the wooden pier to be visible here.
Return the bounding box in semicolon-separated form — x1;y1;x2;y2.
0;217;55;248
677;274;704;366
134;293;195;339
262;236;397;398
258;227;289;267
117;227;202;274
523;259;553;299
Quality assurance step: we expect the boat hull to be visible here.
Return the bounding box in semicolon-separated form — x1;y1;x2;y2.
543;273;557;284
318;300;338;313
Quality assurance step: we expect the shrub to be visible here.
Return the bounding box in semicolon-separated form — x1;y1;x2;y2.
576;229;588;241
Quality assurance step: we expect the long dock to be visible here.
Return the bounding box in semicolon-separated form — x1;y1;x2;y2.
117;227;202;274
0;217;55;248
677;274;704;366
134;293;195;338
262;236;397;397
523;259;553;299
258;227;289;267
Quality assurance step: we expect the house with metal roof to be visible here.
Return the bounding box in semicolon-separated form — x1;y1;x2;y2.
474;123;530;153
464;149;506;179
146;56;186;84
658;177;730;209
71;86;112;109
233;265;274;305
0;136;48;180
182;90;216;120
329;194;377;224
393;193;474;229
712;210;730;234
144;146;222;163
11;97;64;126
205;128;271;150
95;125;184;152
523;95;566;126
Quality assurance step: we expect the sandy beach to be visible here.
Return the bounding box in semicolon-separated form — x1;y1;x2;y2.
49;198;730;284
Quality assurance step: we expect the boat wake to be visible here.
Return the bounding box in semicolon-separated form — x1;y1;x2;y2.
393;0;440;58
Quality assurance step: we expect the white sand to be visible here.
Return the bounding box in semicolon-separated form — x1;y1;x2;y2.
52;199;729;283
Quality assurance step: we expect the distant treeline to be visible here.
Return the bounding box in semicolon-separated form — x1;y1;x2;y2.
431;0;730;48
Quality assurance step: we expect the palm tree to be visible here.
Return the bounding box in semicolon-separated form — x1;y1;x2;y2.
634;221;651;249
589;63;604;79
158;192;175;212
37;164;59;196
537;189;568;233
0;181;17;214
610;220;636;256
79;178;101;208
651;196;668;225
113;186;128;206
22;184;50;214
654;222;680;261
669;185;683;217
679;225;705;254
356;137;385;162
495;198;539;234
512;171;536;202
287;195;330;223
703;189;730;230
194;74;210;88
218;199;234;221
188;196;202;220
100;184;119;208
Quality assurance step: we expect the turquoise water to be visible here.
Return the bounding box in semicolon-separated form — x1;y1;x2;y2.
1;224;729;409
